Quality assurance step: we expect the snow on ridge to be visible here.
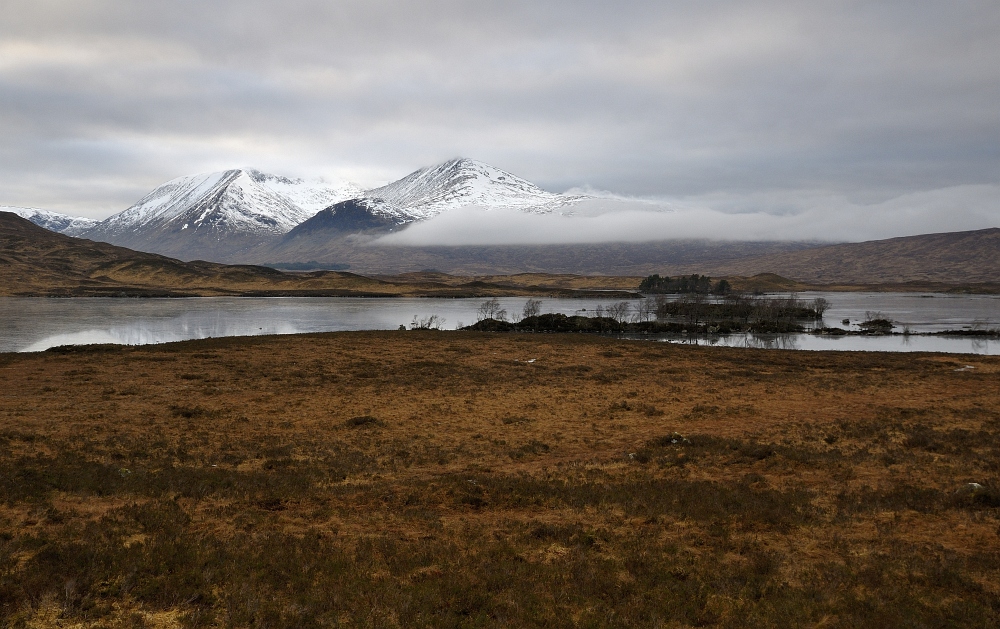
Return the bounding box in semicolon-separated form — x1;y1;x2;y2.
37;159;588;244
363;158;589;221
1;206;98;236
92;168;364;237
106;170;238;227
248;169;365;215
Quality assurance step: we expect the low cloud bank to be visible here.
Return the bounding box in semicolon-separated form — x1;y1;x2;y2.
374;184;1000;246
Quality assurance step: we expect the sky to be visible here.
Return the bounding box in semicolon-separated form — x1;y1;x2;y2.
1;0;998;242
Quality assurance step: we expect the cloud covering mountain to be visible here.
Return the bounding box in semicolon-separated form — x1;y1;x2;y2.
376;184;1000;246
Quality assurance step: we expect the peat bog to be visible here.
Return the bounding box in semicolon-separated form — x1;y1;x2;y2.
1;332;999;627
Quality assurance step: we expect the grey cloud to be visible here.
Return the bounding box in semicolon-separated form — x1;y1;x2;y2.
0;0;997;232
375;184;1000;245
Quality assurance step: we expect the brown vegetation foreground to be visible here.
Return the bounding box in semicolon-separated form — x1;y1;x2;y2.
2;332;1000;627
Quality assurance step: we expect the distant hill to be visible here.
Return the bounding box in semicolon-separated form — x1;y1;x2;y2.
243;227;1000;287
0;211;397;297
248;237;819;276
0;212;635;298
1;206;98;236
699;228;1000;284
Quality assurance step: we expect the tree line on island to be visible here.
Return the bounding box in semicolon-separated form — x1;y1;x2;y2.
637;274;732;296
459;293;828;334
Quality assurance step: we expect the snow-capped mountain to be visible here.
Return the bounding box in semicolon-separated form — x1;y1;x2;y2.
83;168;363;260
76;159;589;263
1;206;98;236
362;158;587;221
90;168;362;237
250;160;591;266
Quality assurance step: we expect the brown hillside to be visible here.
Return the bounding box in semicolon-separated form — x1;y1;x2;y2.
704;228;1000;284
0;211;389;296
0;212;636;298
241;231;818;275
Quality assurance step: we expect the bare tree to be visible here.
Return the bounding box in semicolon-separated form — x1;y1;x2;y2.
522;299;542;320
410;314;445;330
476;297;507;322
812;297;830;318
607;301;631;326
633;297;655;323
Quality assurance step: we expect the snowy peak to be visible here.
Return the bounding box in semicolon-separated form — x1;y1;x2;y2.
363;158;587;220
0;206;98;236
91;168;364;238
96;169;306;235
243;169;365;215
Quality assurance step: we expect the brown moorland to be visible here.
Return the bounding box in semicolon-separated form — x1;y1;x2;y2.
701;228;1000;285
1;331;999;627
376;271;1000;295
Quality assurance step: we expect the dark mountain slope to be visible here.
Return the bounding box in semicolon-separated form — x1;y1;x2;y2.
284;199;406;237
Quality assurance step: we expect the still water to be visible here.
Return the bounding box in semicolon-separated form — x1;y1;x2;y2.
0;293;997;355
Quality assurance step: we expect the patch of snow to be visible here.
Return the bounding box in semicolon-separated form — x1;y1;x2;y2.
87;168;364;238
363;158;589;222
1;206;99;236
248;169;364;215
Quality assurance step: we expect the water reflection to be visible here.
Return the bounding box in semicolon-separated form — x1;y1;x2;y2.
1;294;997;355
743;335;800;351
19;317;303;353
661;334;799;350
656;332;995;355
970;337;992;354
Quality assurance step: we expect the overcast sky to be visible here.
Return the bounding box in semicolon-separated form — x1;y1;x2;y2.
1;0;998;241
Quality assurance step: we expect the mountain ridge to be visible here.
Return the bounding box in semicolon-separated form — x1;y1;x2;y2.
82;168;364;260
78;158;591;261
362;157;587;220
1;206;98;236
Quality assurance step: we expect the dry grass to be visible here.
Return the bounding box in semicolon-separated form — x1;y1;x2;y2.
1;332;999;627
